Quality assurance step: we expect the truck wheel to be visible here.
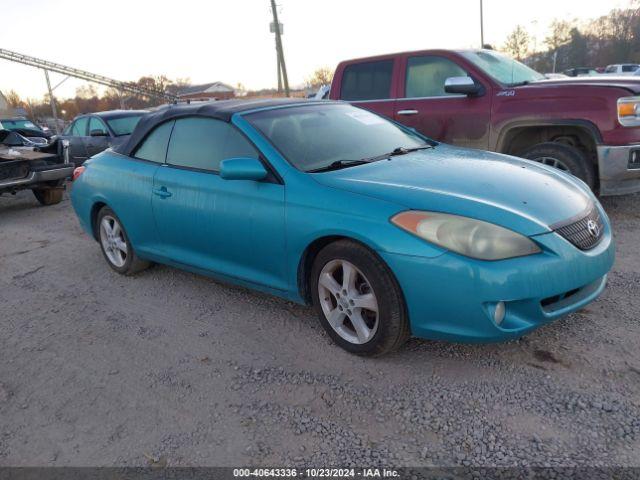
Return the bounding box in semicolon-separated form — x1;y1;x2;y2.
522;142;596;190
32;188;64;206
310;239;410;356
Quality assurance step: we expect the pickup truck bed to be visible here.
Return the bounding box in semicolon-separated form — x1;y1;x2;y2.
0;143;74;206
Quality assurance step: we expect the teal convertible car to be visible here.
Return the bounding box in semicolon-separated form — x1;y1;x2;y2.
71;99;614;356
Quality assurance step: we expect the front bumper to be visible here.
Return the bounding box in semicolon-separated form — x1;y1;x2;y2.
597;144;640;195
380;215;615;343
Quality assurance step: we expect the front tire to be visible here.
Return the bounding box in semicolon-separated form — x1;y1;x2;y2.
522;142;596;190
96;206;150;275
310;240;410;356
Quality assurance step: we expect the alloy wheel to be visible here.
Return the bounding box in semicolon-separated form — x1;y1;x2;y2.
99;215;128;268
317;259;379;345
532;156;570;172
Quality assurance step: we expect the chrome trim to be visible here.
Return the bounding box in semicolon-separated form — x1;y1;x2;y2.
397;94;466;101
350;98;396;104
444;76;475;87
397;109;418;116
350;95;467;104
0;166;74;188
597;144;640;196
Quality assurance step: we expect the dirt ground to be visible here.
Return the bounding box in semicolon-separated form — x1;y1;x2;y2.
1;189;639;468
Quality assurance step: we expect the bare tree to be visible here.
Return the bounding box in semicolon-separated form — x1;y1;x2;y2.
5;90;23;108
305;67;334;89
503;25;531;61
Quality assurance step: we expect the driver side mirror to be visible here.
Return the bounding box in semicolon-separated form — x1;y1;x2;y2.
90;129;109;137
220;157;268;181
444;76;483;96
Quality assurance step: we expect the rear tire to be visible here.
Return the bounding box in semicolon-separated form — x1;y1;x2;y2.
310;240;410;356
96;206;150;275
32;188;63;205
522;142;596;190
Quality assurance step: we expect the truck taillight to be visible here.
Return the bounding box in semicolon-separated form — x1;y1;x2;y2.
72;166;85;181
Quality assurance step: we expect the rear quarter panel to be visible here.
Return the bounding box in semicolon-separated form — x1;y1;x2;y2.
70;151;161;255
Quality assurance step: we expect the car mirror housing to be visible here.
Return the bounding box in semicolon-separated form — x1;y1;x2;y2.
444;76;483;96
90;129;109;137
220;157;268;181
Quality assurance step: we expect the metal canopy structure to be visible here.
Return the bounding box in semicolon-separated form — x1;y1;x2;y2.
0;48;178;134
0;48;177;101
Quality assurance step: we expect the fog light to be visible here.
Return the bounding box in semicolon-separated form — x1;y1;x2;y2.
629;150;640;170
494;301;506;325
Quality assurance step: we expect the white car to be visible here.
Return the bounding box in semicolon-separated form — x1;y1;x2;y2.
604;64;640;75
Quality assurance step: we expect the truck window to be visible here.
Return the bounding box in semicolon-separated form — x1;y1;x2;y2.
405;56;469;98
340;60;393;101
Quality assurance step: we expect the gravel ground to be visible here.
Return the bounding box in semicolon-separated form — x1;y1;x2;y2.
0;189;639;469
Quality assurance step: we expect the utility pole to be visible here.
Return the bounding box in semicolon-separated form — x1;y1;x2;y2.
480;0;485;48
44;70;60;135
275;36;282;92
270;0;289;96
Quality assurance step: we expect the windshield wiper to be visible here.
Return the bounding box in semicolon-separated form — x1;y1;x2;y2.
308;159;371;173
308;144;435;172
364;144;435;162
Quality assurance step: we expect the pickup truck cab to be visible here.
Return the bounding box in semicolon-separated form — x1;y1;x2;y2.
330;49;640;195
604;64;639;75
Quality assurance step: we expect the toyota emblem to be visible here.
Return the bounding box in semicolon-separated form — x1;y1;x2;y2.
587;219;600;238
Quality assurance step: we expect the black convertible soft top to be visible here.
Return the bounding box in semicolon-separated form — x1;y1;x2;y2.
115;98;328;157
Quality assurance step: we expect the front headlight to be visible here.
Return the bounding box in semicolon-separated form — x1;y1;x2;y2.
391;211;541;260
617;96;640;127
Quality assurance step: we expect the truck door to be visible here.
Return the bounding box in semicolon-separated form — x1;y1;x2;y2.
394;54;492;150
335;58;398;121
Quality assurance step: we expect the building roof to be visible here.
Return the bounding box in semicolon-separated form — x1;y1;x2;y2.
177;82;235;96
116;98;335;156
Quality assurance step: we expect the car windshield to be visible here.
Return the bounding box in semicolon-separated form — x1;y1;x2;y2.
105;115;144;136
460;50;545;86
245;104;429;172
0;118;42;131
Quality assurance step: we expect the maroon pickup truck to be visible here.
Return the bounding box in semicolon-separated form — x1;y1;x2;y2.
329;49;640;195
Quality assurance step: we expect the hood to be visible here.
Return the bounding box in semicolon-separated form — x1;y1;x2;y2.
311;145;593;236
529;76;640;94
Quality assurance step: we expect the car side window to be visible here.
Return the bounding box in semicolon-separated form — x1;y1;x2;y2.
405;56;469;98
134;120;175;163
89;117;109;135
340;60;393;101
166;117;258;172
72;117;89;136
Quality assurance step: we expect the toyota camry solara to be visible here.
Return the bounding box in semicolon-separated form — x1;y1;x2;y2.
70;99;615;356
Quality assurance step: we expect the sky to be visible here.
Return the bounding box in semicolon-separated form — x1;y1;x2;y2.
0;0;629;100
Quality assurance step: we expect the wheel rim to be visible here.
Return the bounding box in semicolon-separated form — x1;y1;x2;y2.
531;156;570;172
99;215;128;268
318;259;379;345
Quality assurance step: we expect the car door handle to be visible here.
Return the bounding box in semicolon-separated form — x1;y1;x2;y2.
152;187;172;198
397;109;419;116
